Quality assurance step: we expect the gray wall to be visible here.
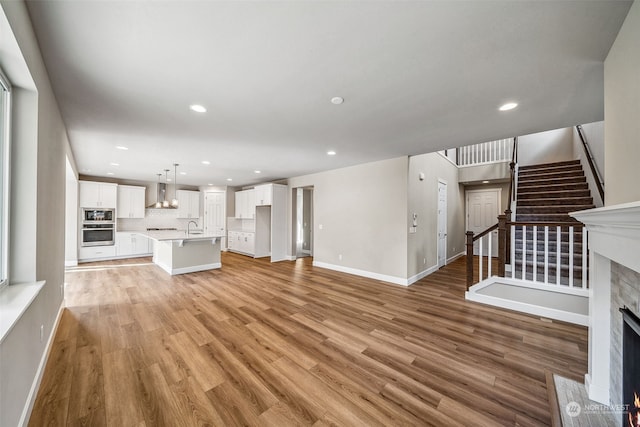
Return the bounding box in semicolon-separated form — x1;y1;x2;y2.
517;127;576;166
604;0;640;206
0;2;71;425
407;153;465;278
288;157;409;281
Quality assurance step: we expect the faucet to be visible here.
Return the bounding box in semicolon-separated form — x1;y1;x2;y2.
187;220;198;235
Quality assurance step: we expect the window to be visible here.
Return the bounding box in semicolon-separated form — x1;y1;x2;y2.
0;68;11;289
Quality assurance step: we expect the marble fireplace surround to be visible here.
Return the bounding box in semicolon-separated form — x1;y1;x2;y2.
572;201;640;407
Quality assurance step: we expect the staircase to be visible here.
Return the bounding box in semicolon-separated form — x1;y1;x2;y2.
513;160;594;285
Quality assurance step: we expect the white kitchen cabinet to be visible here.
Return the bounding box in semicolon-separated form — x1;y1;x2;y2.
78;245;116;261
234;189;255;219
80;181;117;208
116;232;151;257
117;185;146;218
227;230;255;255
254;184;273;206
176;190;200;219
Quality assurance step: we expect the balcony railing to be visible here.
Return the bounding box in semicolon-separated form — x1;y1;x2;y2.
457;138;513;166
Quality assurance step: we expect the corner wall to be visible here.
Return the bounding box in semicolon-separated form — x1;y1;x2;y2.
604;0;640;206
407;153;465;279
288;157;409;283
0;2;70;425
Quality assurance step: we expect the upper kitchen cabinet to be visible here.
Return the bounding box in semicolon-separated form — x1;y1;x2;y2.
254;184;273;206
79;181;117;208
117;185;146;218
176;190;200;219
235;189;255;219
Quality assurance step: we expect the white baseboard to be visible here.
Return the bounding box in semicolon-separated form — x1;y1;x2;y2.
64;260;78;267
447;251;465;264
407;264;439;285
312;261;409;286
19;300;65;427
285;255;297;261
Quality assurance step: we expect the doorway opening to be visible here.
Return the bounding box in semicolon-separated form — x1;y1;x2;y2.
293;187;313;259
437;179;447;268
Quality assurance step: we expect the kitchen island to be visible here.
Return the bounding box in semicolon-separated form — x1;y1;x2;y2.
140;230;225;275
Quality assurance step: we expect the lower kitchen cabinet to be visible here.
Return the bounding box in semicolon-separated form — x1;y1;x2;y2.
78;245;117;261
227;230;255;256
116;232;152;257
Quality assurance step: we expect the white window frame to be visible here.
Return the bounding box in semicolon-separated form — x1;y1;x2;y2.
0;67;11;290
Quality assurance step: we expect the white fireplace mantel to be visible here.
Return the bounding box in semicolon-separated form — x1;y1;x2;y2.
572;201;640;275
570;201;640;406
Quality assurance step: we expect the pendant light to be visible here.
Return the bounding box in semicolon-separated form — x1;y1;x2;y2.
162;169;170;207
171;163;179;207
155;173;162;208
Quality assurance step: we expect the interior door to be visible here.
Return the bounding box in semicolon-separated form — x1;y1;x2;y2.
204;192;225;245
466;189;500;256
437;180;447;268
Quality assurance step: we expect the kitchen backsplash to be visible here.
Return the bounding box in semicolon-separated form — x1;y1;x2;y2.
117;209;202;231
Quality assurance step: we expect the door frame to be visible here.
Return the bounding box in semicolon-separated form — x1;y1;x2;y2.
204;190;226;249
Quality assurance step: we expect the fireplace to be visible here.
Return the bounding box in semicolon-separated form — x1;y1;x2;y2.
622;308;640;427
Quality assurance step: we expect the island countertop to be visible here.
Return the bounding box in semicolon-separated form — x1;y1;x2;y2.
136;230;225;243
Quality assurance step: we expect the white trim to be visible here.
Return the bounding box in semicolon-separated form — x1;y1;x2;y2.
0;281;46;342
156;261;221;276
447;251;465;264
64;260;78;267
407;264;439;285
18;301;64;427
436;150;458;167
312;261;409;286
465;276;589;326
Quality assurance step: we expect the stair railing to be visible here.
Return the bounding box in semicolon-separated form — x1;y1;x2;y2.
505;137;518;265
466;216;588;290
576;125;604;204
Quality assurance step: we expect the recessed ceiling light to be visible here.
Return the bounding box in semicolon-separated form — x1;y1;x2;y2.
107;172;114;176
482;180;490;184
110;162;119;166
254;170;261;174
180;172;187;175
327;150;337;156
190;104;207;113
226;178;233;182
166;178;172;181
208;183;214;186
116;145;128;150
202;160;210;165
331;97;344;105
499;102;518;111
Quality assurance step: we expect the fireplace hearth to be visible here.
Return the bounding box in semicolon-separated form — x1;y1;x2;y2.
621;308;640;427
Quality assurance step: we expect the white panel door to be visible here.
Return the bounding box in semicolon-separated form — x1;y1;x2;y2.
466;189;500;256
204;192;225;244
437;180;447;268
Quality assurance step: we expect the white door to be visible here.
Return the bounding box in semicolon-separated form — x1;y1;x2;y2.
466;189;501;256
437;180;447;268
204;192;225;245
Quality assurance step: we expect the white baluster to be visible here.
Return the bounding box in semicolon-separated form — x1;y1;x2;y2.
532;225;537;282
511;224;516;279
582;227;588;289
479;234;483;281
556;226;561;285
522;225;527;280
488;231;492;278
569;226;574;287
544;226;549;283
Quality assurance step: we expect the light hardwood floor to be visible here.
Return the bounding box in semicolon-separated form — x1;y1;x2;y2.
28;253;587;426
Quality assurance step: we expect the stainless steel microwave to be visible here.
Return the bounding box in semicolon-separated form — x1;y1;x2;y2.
82;208;114;223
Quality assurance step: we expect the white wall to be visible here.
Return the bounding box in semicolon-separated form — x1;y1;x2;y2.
0;2;71;425
288;157;409;282
517;127;576;166
407;153;465;278
604;0;640;206
64;157;78;266
573;121;605;207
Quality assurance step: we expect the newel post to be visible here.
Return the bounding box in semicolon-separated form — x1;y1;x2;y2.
466;231;474;289
504;209;512;265
498;214;507;277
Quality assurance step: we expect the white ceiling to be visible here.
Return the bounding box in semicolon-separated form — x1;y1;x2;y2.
26;1;631;187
